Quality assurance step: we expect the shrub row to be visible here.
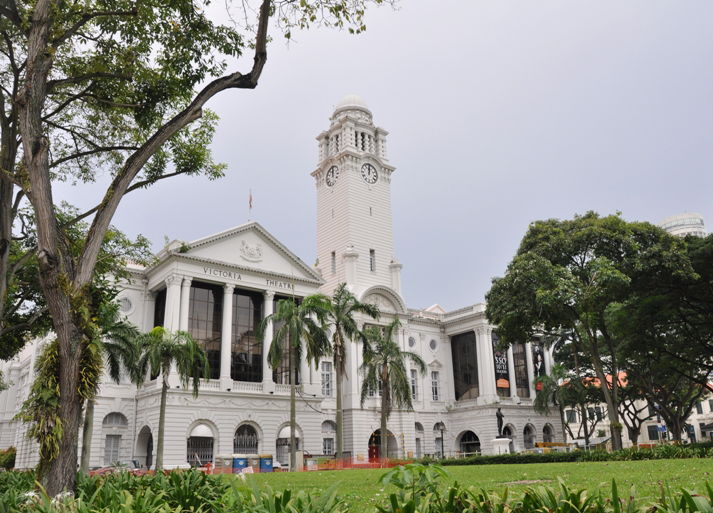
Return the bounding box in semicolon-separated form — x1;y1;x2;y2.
428;443;713;467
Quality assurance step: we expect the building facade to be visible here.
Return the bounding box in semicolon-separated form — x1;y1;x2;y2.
658;213;707;237
0;96;562;470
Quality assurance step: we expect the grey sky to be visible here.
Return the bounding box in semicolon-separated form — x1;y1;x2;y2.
56;1;713;311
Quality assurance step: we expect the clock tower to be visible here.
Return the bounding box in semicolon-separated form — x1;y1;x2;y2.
312;95;403;304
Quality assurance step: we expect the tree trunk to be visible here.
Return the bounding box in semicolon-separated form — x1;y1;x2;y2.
581;405;590;448
589;352;623;450
156;380;168;470
336;364;343;461
380;369;389;465
289;334;296;472
79;399;95;474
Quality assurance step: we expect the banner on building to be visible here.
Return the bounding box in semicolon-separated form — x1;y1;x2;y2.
492;333;510;389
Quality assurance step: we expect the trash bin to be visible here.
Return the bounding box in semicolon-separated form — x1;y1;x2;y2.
259;454;273;473
232;454;248;474
248;455;260;473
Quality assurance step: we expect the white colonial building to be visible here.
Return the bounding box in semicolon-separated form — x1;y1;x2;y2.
0;96;562;470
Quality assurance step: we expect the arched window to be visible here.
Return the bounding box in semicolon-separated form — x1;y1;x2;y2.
458;431;481;455
102;412;128;465
234;424;259;453
322;421;336;455
415;423;424;458
523;424;536;449
543;424;554;443
433;422;446;457
187;424;214;466
102;412;128;427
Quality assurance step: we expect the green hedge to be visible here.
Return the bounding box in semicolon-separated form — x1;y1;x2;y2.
0;446;15;469
425;443;713;467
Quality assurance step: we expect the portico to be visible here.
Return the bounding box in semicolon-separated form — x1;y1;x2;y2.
143;223;324;395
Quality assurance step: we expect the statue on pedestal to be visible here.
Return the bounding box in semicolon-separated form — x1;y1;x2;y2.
496;408;504;438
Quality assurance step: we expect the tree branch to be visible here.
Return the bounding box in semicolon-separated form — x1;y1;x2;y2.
75;0;272;286
50;144;138;169
0;1;22;29
52;8;138;47
47;72;132;92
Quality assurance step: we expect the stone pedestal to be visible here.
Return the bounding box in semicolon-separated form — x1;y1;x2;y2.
492;438;512;455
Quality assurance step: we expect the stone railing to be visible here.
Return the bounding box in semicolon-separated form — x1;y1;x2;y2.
200;379;221;391
232;381;263;393
275;383;302;394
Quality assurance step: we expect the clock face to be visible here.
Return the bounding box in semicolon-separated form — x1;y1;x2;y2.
325;166;339;187
361;163;378;184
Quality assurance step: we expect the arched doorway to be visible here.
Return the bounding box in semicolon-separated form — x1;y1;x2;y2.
523;424;536;449
457;431;481;456
234;424;259;454
368;429;398;461
414;422;424;458
543;424;554;443
433;422;446;457
187;423;215;466
135;426;153;469
275;425;301;466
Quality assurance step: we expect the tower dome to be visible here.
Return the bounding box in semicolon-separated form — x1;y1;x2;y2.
334;94;371;115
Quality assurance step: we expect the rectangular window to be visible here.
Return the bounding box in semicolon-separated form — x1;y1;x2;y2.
368;379;383;397
696;402;704;414
188;282;223;380
410;369;418;400
566;409;577;424
231;290;263;383
323;438;334;455
321;362;333;397
647;425;660;441
512;342;530;398
104;435;121;465
331;251;336;274
431;371;440;401
415;438;422;458
708;399;713;412
369;249;376;272
450;332;478;401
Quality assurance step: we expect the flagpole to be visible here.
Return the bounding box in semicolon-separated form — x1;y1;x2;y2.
248;189;253;221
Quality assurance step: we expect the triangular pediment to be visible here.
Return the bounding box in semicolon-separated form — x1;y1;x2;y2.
176;222;321;283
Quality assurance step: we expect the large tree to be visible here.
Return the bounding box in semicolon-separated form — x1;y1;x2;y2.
486;212;693;450
261;295;331;471
1;0;388;494
325;283;379;461
360;319;425;461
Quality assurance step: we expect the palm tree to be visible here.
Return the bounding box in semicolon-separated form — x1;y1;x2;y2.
259;294;331;471
138;327;209;470
79;301;142;474
325;283;379;460
360;319;425;461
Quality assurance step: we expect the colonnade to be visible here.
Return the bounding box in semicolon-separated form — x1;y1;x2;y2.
153;273;309;392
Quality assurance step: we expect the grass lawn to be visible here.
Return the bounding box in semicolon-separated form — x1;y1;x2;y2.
244;459;713;509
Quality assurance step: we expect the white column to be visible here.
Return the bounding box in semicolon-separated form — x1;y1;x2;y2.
475;329;486;398
480;327;497;401
220;284;234;390
343;245;359;289
163;274;182;332
544;345;554;375
164;275;182;387
179;277;192;332
525;342;536;399
507;346;518;399
299;342;310;388
262;291;275;387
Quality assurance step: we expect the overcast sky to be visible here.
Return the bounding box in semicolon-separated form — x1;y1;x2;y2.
56;1;713;311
